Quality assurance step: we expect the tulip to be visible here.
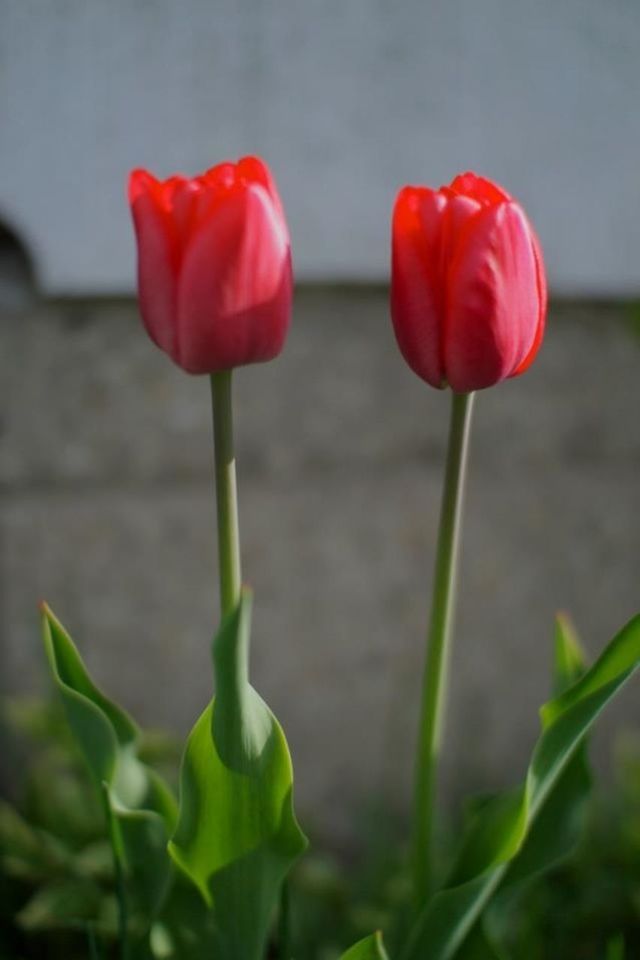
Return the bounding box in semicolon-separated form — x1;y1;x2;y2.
128;156;292;374
391;172;546;392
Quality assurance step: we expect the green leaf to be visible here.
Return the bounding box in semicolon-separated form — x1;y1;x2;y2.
606;934;626;960
87;923;103;960
552;613;586;694
494;613;591;890
473;616;593;957
455;926;506;960
340;931;390;959
42;604;142;803
17;879;103;931
41;604;176;925
149;877;218;959
168;589;307;960
402;613;640;960
23;749;106;844
0;800;70;879
494;749;590;894
1;696;71;745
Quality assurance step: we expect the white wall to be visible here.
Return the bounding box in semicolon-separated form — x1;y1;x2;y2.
2;1;639;295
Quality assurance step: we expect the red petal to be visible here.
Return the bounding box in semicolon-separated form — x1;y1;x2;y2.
511;223;547;377
129;183;179;358
237;156;287;226
449;172;511;206
176;184;291;373
391;186;449;388
445;202;540;391
128;168;160;205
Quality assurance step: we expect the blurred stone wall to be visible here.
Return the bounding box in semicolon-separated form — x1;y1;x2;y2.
1;290;639;840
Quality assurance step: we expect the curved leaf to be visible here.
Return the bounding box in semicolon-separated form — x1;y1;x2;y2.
149;875;219;959
340;931;390;959
493;614;591;892
473;615;592;957
402;613;640;960
41;604;176;924
606;934;626;960
17;878;104;931
455;926;506;960
552;613;586;694
168;589;307;960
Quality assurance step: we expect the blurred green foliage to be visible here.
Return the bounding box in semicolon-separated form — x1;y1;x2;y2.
0;697;180;960
1;698;639;959
289;739;640;960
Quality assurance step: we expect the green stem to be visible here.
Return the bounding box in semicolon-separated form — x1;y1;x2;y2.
102;785;129;960
278;878;292;960
412;390;475;907
86;923;101;960
211;371;242;618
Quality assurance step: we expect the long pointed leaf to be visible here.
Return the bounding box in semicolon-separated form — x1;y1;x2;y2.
41;604;175;923
493;614;591;892
552;613;586;693
340;931;390;959
402;614;640;960
473;615;592;957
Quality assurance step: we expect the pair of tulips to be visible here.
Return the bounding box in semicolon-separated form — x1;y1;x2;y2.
129;157;546;388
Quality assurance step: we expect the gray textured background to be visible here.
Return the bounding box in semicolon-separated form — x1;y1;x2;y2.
2;291;639;838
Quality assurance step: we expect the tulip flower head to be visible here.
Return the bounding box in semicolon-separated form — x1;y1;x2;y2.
391;173;546;392
128;157;292;374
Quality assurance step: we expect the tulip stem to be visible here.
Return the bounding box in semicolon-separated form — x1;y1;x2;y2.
412;389;475;907
211;371;242;619
102;784;130;960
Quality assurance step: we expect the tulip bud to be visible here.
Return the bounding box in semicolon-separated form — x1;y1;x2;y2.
128;157;292;374
391;172;546;392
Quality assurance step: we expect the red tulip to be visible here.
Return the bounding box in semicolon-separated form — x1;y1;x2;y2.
128;157;292;374
391;172;546;392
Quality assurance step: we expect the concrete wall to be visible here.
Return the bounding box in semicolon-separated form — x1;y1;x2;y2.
1;1;640;294
2;291;639;838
